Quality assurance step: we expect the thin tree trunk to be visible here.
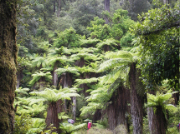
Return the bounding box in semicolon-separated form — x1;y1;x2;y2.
16;70;23;88
0;0;17;133
53;63;58;87
57;0;61;17
63;73;68;112
72;97;76;121
104;0;110;24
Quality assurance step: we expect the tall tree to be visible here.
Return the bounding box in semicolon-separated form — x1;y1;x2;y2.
0;0;18;133
104;0;110;23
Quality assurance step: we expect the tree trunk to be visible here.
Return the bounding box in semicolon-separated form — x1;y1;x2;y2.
53;63;58;88
46;102;61;133
72;97;76;121
155;106;167;134
129;63;144;134
57;0;61;17
104;0;110;24
107;86;129;130
103;45;110;52
147;107;158;134
16;69;23;88
54;0;56;12
0;0;17;133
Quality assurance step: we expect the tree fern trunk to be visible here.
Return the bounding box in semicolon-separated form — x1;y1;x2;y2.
0;0;17;133
46;102;60;133
16;69;23;88
53;62;58;88
129;63;144;134
147;107;158;134
107;86;129;130
72;97;76;121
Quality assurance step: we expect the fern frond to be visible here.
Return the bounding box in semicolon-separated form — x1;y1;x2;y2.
75;77;98;87
80;38;100;47
76;66;96;74
15;88;30;95
98;58;130;72
29;71;52;86
30;88;79;102
96;38;118;49
55;67;80;76
27;118;46;134
80;102;103;116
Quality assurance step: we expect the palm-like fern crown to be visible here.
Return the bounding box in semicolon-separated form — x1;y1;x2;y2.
31;54;48;68
30;88;80;102
17;102;46;115
71;52;98;61
75;66;97;74
80;50;138;116
75;77;99;87
47;55;73;68
146;90;177;114
29;71;52;86
80;84;111;116
55;66;80;76
80;38;100;47
49;46;72;56
96;38;118;49
15;88;30;96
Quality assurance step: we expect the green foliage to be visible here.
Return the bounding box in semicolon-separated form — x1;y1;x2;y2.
60;123;87;134
55;67;80;76
80;38;100;47
146;90;177;118
17;102;46;116
120;32;134;46
132;4;180;89
54;28;80;48
29;71;52;86
14;114;33;134
27;118;46;134
96;38;118;49
31;54;48;68
30;88;80;102
75;77;99;87
76;66;97;74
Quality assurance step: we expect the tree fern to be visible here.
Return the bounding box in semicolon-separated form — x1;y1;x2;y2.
55;67;80;76
71;53;98;61
146;90;178;115
29;71;52;86
96;38;118;49
76;66;96;74
15;88;30;96
47;55;73;68
80;38;100;47
75;77;99;87
49;46;72;56
30;88;80;102
31;54;48;68
17;102;46;115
